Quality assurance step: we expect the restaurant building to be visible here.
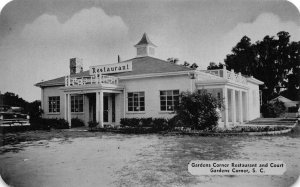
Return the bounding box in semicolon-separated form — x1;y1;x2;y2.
35;33;263;128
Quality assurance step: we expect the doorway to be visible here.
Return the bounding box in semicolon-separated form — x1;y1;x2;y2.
87;93;96;122
103;95;109;122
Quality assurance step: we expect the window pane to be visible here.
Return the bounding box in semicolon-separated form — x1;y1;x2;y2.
174;96;179;101
167;106;173;111
140;106;145;111
160;91;166;96
160;96;166;101
167;96;172;100
161;106;166;111
127;92;145;112
173;90;179;95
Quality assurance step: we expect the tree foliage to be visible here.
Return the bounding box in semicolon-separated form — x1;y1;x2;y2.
173;91;223;131
223;31;300;102
207;62;224;70
0;92;42;118
167;57;179;64
167;58;199;69
261;99;286;118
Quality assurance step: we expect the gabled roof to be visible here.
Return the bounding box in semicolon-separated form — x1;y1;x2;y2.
35;56;191;87
134;33;156;47
271;95;295;102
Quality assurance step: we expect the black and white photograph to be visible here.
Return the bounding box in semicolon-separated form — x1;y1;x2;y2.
0;0;299;186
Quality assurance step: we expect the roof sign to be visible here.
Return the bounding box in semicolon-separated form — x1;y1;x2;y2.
89;61;132;75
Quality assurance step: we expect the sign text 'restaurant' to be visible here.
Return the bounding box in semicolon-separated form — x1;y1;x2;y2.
89;61;132;75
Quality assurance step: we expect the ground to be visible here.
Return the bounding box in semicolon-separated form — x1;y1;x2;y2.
0;124;299;187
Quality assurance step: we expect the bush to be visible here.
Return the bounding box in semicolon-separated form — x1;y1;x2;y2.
30;118;69;130
52;119;69;129
140;118;153;127
261;99;286;117
120;117;171;131
152;118;168;130
120;118;141;128
172;90;223;131
88;121;98;130
71;118;85;127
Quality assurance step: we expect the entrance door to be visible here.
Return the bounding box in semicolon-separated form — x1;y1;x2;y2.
103;96;109;122
88;93;96;122
112;94;115;123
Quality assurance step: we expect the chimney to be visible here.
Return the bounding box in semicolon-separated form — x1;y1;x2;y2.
118;55;121;63
69;58;83;75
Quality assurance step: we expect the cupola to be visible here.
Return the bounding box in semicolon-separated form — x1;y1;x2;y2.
134;33;157;57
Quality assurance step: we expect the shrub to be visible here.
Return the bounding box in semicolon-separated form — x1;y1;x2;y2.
71;118;85;127
173;90;223;131
88;121;98;130
140;118;153;127
29;118;69;130
261;99;286;117
152;118;168;130
53;119;69;129
120;118;141;128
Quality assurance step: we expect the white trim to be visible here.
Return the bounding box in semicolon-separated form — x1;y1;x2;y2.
246;77;264;85
47;112;60;115
159;89;180;112
48;96;61;114
195;80;249;90
70;94;84;113
126;91;146;113
36;70;194;88
118;71;192;80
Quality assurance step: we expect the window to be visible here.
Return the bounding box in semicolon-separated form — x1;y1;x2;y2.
160;90;179;111
128;92;145;112
48;96;60;113
71;95;83;112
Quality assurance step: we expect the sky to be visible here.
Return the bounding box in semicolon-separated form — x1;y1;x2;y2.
0;0;299;102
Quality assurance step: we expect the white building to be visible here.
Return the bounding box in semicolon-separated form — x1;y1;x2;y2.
35;33;263;128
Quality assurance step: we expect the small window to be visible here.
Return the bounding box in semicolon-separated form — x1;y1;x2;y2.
127;92;145;112
48;96;60;113
71;95;84;112
160;90;179;111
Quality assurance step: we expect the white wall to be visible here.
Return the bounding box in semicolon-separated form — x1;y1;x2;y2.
247;82;261;120
119;74;191;119
42;86;90;125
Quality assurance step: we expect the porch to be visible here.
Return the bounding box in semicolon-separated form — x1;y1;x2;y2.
61;74;124;128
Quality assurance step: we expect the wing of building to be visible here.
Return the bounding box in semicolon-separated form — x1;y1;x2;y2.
35;33;264;128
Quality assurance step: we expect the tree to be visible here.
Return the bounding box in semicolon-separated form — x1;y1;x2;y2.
0;92;41;118
190;63;199;69
224;31;300;103
225;36;256;75
167;57;179;64
183;61;190;67
261;99;286;117
207;62;224;70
